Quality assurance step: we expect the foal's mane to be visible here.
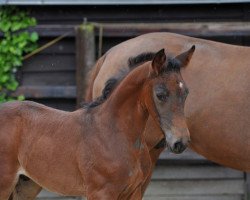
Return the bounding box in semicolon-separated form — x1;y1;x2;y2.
83;51;181;109
82;78;118;108
128;52;156;69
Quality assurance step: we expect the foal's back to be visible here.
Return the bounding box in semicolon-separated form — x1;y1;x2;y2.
0;101;86;196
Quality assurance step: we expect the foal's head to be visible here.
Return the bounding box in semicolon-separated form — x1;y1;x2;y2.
141;46;195;154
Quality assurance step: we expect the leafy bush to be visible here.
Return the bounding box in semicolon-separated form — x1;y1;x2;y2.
0;6;38;102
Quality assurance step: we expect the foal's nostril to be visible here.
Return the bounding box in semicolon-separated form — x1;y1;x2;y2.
172;141;186;154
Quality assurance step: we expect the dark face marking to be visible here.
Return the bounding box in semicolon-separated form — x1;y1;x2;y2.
154;84;170;102
153;81;174;129
152;73;188;127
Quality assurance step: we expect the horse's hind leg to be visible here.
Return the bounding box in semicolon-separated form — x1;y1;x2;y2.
10;176;42;200
0;161;19;200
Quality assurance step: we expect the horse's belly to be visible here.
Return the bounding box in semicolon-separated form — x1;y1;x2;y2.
186;80;250;171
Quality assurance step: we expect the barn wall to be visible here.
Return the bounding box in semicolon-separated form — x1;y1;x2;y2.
21;3;250;110
14;3;250;200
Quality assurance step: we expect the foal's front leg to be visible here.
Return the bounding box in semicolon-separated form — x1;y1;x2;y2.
141;147;162;195
127;185;142;200
86;189;119;200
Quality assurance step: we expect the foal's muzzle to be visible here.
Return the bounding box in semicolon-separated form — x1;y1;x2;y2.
165;129;190;154
171;139;188;154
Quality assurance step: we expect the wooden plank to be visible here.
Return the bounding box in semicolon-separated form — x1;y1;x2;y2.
159;148;208;163
37;38;75;54
21;71;75;86
151;165;244;180
23;55;75;72
30;99;76;111
32;99;76;111
75;24;96;107
38;190;83;199
143;195;243;200
97;22;250;37
38;190;74;198
144;180;245;196
28;22;250;38
246;173;250;200
29;4;245;23
12;86;76;98
27;25;75;37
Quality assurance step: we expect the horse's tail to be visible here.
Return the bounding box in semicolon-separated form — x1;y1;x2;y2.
84;54;107;102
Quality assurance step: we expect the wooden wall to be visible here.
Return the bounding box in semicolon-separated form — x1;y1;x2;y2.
14;3;250;200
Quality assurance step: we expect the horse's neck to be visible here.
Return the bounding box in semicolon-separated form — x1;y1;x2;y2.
101;64;150;142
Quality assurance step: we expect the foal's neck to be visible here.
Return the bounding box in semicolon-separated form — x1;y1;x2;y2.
101;64;151;142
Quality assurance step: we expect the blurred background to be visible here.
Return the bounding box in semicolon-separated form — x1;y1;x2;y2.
0;0;249;199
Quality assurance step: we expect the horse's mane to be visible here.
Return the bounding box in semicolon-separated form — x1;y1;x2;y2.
83;51;180;109
128;51;181;72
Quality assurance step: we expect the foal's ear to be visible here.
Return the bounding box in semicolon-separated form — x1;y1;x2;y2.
175;45;195;68
152;48;167;75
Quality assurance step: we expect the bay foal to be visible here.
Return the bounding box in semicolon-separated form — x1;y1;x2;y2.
0;48;192;200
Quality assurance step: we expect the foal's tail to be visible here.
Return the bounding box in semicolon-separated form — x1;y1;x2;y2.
84;54;107;102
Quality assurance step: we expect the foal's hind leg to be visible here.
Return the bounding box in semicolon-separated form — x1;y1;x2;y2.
10;176;42;200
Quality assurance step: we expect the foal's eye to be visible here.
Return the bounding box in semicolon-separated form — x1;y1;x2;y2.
156;91;169;102
156;93;168;102
155;85;169;102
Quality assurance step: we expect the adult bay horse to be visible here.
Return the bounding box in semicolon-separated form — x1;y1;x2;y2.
83;32;250;193
0;48;193;200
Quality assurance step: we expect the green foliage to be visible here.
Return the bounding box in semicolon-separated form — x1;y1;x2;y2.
0;6;38;102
